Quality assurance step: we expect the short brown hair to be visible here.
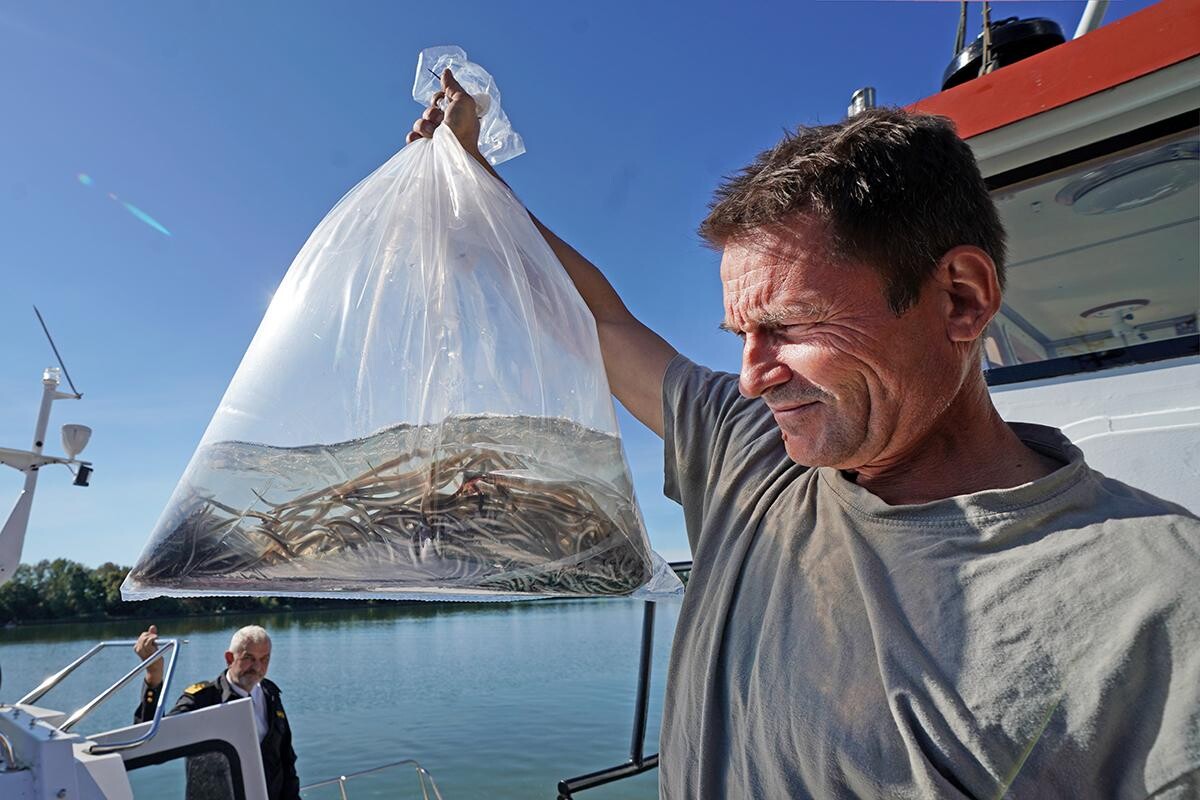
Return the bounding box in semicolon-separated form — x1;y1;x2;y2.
700;108;1006;314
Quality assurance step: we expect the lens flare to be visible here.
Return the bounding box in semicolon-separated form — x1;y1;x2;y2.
118;200;172;237
77;176;173;237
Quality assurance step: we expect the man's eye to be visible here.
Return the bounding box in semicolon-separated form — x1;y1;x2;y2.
781;322;816;335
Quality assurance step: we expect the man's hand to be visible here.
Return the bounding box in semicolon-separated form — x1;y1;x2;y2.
406;69;486;167
134;624;164;686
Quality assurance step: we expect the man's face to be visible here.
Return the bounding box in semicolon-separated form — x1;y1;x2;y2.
720;218;962;470
225;640;271;690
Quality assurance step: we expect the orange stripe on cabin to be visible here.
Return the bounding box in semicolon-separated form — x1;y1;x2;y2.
910;0;1200;139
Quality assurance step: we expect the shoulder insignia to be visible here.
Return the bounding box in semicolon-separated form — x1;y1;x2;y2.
276;709;285;718
184;682;209;695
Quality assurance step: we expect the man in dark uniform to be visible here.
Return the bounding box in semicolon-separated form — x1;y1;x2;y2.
134;624;300;800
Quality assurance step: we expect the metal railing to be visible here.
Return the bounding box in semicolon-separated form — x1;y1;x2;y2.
300;758;444;800
0;730;16;771
556;560;691;799
17;638;182;754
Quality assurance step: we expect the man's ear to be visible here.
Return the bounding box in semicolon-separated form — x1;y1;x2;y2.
934;246;1002;343
225;651;235;667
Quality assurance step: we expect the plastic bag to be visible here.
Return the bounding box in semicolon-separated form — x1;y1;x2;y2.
122;49;682;602
412;45;524;166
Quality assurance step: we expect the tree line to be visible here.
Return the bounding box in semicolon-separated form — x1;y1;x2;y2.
0;559;373;625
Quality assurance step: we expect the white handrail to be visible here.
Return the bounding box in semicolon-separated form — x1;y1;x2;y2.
16;638;183;754
300;758;445;800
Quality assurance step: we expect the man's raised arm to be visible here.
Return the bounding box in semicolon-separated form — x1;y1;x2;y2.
406;70;677;436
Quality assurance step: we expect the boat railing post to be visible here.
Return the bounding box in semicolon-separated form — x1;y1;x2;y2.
556;561;692;798
1074;0;1110;39
0;730;17;771
629;600;656;768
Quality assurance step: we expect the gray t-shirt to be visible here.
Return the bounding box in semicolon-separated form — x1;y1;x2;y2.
659;355;1199;799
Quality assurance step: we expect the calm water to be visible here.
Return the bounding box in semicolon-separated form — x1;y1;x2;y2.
0;599;681;799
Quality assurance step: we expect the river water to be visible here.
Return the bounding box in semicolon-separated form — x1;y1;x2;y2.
0;599;682;799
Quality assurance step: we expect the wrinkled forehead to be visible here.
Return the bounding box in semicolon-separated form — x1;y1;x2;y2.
720;225;842;305
719;219;841;282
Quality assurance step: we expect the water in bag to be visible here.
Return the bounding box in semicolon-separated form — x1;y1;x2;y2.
122;48;681;601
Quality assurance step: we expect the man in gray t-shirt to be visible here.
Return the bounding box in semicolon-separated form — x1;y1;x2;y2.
410;77;1198;797
661;357;1198;798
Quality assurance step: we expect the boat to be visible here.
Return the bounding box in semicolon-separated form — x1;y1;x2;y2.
914;0;1199;511
2;1;1196;796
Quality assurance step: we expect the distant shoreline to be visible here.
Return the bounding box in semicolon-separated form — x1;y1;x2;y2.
3;599;399;629
0;558;390;628
3;557;679;628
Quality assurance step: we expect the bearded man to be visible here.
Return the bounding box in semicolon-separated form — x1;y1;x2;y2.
134;624;300;800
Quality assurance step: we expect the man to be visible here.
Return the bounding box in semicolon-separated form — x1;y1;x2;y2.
134;624;300;800
410;72;1199;798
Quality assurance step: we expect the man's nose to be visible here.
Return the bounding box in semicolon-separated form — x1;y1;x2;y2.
739;332;790;398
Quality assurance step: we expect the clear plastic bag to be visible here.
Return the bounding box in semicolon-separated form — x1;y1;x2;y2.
412;45;524;166
122;50;682;602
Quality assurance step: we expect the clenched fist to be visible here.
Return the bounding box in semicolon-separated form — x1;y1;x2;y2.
406;68;485;166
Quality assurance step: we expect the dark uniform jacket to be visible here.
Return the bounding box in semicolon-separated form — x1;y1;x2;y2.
135;672;300;800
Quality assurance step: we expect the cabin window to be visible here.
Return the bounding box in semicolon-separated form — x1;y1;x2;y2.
983;122;1199;383
125;741;245;800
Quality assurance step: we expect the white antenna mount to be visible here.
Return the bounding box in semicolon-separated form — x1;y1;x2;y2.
0;310;94;586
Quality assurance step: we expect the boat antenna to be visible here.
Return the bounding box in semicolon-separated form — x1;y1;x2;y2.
954;1;968;55
32;305;82;398
979;1;996;77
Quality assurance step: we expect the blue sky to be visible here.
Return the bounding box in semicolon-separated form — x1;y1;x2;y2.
0;1;1158;569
